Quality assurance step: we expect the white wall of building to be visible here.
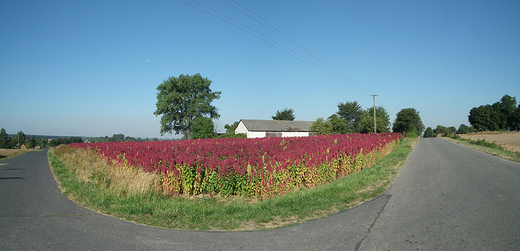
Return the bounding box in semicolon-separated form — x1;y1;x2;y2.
247;131;266;138
282;132;309;137
235;121;248;134
235;120;310;138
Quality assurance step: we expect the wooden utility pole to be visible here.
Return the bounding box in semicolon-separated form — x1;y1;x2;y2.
371;95;378;133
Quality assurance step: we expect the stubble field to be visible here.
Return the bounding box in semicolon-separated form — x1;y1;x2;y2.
458;132;520;153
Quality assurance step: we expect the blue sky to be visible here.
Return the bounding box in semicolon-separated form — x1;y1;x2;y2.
1;0;519;138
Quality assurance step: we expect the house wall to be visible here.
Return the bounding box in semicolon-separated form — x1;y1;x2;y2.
235;120;310;138
282;132;309;137
235;121;248;134
247;131;266;138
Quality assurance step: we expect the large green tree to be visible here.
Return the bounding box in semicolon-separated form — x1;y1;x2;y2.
337;101;363;133
154;73;221;139
310;117;333;135
310;114;349;135
190;117;217;139
0;128;9;149
392;108;424;136
500;95;518;131
511;105;520;131
272;108;295;121
456;124;471;134
358;106;390;133
423;127;436;138
468;104;506;131
468;95;517;131
16;131;26;149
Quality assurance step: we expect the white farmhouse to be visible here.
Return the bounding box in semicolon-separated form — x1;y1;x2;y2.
235;119;315;138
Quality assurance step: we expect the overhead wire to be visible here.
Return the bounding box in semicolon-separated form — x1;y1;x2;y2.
223;0;373;94
177;0;375;95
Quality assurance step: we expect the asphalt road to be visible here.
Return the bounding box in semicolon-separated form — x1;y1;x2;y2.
1;138;519;250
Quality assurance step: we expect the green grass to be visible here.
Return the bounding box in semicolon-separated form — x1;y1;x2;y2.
48;138;417;231
445;136;520;163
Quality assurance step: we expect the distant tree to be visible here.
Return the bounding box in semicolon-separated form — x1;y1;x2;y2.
125;136;136;141
468;95;517;132
112;134;125;142
327;114;349;134
218;121;246;138
272;108;295;121
511;105;520;131
310;115;349;135
423;127;436;138
0;128;9;149
337;101;363;133
358;106;390;133
433;125;449;135
224;121;240;134
500;95;517;130
39;138;48;148
456;124;470;134
310;117;333;135
27;136;37;148
468;104;505;131
392;108;424;136
448;126;457;135
16;131;26;149
154;73;221;139
190;117;217;139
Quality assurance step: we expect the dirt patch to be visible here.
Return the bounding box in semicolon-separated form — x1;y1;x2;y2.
458;132;520;153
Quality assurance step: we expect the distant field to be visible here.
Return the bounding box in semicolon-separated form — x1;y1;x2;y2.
0;149;25;157
0;149;39;159
459;132;520;153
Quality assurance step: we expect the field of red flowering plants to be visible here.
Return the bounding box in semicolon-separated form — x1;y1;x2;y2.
69;133;402;198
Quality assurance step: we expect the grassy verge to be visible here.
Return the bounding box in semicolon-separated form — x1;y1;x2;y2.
48;138;418;231
444;136;520;163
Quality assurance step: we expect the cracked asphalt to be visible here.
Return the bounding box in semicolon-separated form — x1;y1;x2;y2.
1;138;519;250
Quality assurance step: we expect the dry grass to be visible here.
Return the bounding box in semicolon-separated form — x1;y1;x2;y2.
51;145;155;196
0;148;40;160
458;132;520;153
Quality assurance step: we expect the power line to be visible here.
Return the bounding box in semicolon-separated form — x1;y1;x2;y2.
223;0;373;94
177;0;374;94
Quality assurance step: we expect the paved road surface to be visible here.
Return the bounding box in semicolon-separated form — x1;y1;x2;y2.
1;139;519;250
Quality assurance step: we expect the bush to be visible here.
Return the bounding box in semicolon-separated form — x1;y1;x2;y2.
404;131;418;138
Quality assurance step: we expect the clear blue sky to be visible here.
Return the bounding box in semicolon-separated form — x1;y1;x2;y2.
1;0;519;138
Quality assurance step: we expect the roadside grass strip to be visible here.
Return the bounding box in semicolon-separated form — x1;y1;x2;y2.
445;136;520;163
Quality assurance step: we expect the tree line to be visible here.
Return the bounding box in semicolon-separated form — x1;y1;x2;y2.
309;102;424;137
153;73;427;139
0;129;48;149
468;94;519;132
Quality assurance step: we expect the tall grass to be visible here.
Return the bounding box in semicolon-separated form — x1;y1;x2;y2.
52;145;155;196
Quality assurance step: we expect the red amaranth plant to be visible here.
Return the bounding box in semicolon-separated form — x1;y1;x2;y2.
68;132;402;198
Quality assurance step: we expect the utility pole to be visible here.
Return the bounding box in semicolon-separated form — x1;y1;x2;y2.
371;95;378;133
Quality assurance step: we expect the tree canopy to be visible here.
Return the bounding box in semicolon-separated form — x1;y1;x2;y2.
337;101;362;133
392;108;424;136
272;108;295;121
190;117;217;139
423;127;436;138
358;106;390;133
310;114;349;135
154;73;221;139
468;95;518;131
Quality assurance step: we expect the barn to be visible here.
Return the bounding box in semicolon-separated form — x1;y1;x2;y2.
235;119;315;138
